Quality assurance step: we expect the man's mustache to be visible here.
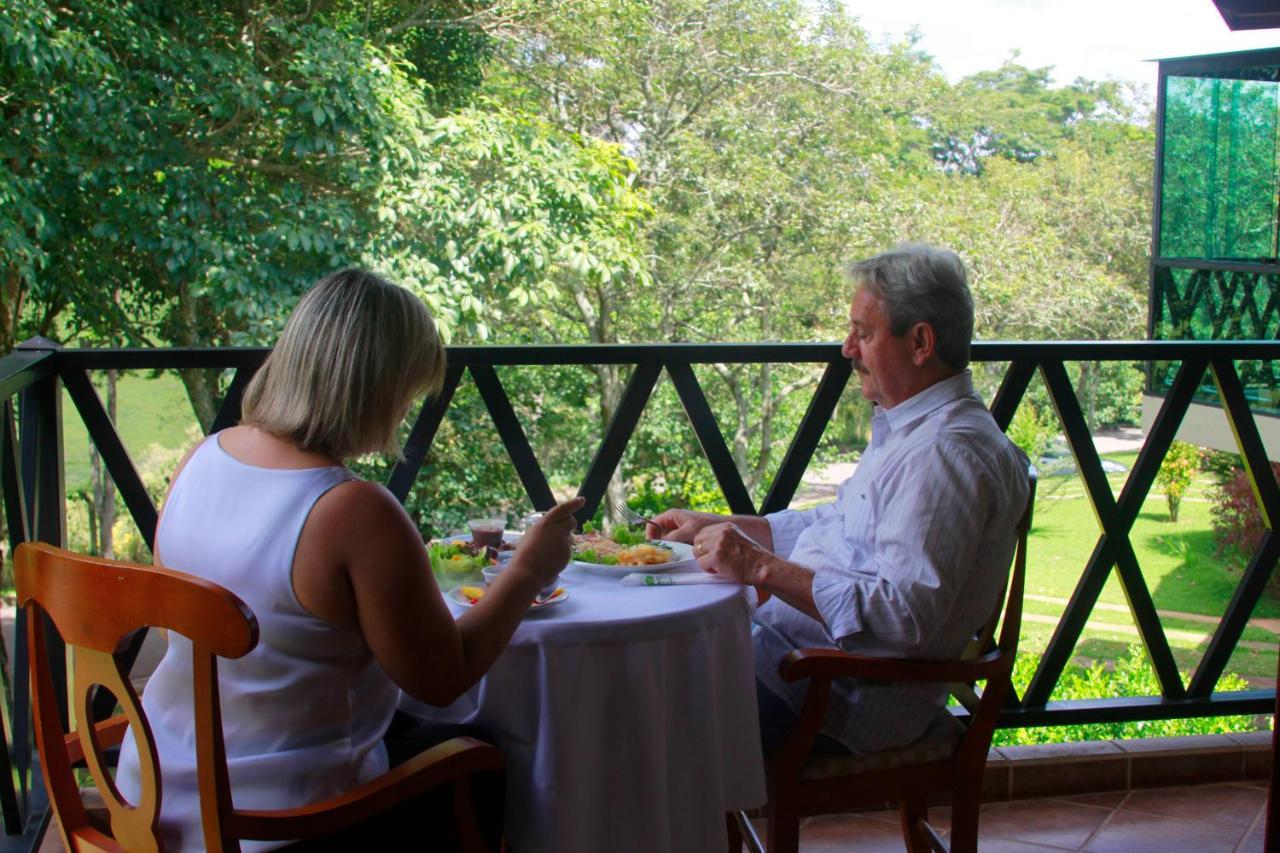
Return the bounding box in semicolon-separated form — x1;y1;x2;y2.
850;359;867;373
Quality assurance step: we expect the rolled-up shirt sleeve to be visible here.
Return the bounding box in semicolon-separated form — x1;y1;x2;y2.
811;441;995;654
765;483;848;558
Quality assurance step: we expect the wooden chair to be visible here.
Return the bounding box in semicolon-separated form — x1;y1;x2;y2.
15;542;504;852
752;473;1035;853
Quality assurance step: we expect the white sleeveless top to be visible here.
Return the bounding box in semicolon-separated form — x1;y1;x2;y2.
116;434;401;851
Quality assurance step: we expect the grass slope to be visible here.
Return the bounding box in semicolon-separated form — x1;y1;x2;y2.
60;371;200;493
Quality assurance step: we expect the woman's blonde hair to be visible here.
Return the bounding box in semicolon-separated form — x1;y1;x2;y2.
240;269;446;460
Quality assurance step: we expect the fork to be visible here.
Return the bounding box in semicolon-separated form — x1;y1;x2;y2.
612;500;654;528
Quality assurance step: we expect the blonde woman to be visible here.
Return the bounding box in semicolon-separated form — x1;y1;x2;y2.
117;269;580;850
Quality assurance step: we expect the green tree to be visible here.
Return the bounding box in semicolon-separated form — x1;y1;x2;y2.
1;1;645;429
1158;440;1202;523
929;60;1139;174
485;0;943;514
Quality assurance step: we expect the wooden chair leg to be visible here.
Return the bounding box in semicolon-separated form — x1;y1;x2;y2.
947;785;982;853
726;811;743;851
453;777;491;853
900;796;932;853
765;796;800;853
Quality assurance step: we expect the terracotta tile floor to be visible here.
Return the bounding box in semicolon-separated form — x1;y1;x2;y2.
757;781;1272;852
37;781;1272;851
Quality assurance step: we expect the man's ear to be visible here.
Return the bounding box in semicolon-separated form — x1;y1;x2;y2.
909;322;936;366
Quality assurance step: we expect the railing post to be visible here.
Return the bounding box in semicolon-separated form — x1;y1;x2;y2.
10;338;64;843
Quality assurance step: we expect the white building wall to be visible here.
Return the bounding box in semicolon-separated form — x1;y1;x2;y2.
1142;395;1280;463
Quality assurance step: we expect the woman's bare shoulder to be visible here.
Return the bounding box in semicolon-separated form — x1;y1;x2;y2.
310;478;420;542
291;478;426;623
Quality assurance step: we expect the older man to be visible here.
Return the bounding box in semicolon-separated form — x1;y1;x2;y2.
648;244;1029;755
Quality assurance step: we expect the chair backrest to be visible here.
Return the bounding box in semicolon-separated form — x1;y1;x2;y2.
952;470;1036;758
15;542;258;852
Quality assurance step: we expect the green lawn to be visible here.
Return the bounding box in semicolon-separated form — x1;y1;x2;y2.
60;370;200;493
1024;451;1278;682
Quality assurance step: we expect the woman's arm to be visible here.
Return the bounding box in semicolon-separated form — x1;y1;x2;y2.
294;485;580;706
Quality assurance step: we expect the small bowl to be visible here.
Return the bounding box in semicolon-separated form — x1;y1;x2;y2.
482;564;559;599
494;536;520;563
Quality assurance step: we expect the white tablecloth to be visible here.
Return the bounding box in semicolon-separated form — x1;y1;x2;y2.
399;568;767;853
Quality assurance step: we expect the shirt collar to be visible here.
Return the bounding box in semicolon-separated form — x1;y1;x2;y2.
875;370;975;433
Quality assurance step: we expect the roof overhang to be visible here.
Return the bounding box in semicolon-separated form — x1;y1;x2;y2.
1212;0;1280;30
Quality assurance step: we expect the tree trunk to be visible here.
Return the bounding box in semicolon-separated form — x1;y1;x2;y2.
594;363;627;530
752;361;774;493
179;367;220;433
0;266;26;354
82;491;98;558
1080;361;1097;431
172;287;221;432
89;369;118;558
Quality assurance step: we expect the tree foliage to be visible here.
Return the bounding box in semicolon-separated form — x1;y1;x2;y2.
1209;460;1280;564
3;0;1160;533
1;0;646;422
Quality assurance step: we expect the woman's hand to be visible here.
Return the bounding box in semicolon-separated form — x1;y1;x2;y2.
645;508;727;543
506;497;584;587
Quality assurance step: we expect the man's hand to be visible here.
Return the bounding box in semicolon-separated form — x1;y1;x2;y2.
646;508;727;543
695;522;815;617
692;522;772;585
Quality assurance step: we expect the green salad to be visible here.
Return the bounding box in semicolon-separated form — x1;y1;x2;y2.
611;525;648;545
428;541;491;578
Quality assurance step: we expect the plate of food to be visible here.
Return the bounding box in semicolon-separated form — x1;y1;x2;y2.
427;533;521;585
448;584;568;610
568;525;697;577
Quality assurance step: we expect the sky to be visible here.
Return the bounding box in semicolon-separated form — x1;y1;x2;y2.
844;0;1280;94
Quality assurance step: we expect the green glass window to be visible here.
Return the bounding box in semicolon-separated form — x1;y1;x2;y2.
1159;73;1280;261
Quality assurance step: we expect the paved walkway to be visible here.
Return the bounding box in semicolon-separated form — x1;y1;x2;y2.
791;428;1146;507
1022;593;1279;654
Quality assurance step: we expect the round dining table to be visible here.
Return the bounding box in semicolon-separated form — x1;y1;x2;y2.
399;565;767;853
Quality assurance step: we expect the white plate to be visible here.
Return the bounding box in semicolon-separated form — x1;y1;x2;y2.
448;585;568;610
567;540;697;577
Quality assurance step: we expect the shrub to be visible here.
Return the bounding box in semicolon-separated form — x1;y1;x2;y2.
992;646;1262;746
1156;440;1202;522
1007;401;1057;463
1209;461;1280;563
1202;449;1243;481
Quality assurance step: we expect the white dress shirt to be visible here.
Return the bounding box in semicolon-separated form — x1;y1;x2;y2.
756;370;1029;753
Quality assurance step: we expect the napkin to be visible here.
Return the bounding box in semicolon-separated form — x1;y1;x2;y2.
620;572;739;586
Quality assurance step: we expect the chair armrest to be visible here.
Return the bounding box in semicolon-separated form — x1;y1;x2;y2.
780;647;1008;685
225;736;503;841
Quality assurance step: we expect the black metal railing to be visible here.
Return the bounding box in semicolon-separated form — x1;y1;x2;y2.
0;338;1277;847
1150;260;1280;417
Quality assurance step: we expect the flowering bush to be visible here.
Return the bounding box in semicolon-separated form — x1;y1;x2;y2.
1156;440;1202;522
1209;461;1280;563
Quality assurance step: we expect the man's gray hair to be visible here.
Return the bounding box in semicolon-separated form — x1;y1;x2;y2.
847;243;974;371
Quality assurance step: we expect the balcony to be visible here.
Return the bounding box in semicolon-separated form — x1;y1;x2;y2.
0;337;1276;851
